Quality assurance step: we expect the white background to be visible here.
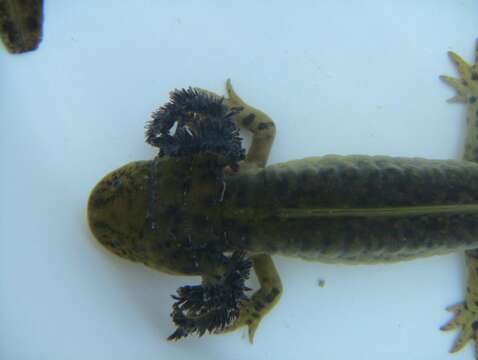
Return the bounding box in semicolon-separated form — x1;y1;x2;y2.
1;1;478;359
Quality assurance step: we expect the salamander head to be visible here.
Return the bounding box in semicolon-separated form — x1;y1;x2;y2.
87;153;234;274
87;161;151;259
88;163;254;339
87;86;253;338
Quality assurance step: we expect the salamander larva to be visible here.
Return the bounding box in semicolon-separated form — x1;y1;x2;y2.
88;42;478;357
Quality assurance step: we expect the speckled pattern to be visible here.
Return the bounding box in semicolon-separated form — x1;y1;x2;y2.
226;155;478;208
90;154;478;266
221;156;478;263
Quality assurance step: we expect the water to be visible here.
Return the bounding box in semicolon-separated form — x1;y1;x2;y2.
1;1;477;359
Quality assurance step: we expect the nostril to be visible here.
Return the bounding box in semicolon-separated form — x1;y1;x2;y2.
107;175;122;189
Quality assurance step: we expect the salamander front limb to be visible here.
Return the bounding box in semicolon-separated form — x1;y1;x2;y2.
221;254;283;343
222;82;283;341
226;79;276;169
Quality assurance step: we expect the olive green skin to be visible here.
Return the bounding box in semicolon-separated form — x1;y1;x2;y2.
88;154;229;276
88;154;478;273
223;155;478;263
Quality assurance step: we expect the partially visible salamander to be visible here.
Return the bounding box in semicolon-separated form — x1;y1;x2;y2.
88;41;478;358
0;0;43;53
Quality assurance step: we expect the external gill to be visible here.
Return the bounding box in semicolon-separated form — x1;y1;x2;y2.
145;87;245;166
168;251;253;341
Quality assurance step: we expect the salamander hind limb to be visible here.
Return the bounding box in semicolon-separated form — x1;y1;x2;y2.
441;41;478;357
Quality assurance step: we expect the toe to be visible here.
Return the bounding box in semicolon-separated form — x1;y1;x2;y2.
448;51;472;81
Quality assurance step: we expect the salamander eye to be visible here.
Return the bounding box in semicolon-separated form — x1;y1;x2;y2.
167;251;252;340
145;87;245;165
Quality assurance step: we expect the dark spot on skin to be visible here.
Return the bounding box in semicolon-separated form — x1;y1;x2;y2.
264;287;281;303
241;113;255;127
257;122;273;130
264;293;274;303
470;96;477;104
465;302;469;310
425;240;435;249
91;194;115;208
109;176;122;188
163;205;180;217
93;220;112;231
463;80;469;86
254;302;265;311
473;72;478;81
107;238;121;248
252;312;260;318
246;319;253;325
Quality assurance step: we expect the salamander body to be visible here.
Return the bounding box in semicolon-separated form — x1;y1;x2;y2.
88;44;478;357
